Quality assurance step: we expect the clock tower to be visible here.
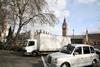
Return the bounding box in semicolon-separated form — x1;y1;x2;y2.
62;18;67;37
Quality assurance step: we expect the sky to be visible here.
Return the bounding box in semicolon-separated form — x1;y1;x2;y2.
46;0;100;35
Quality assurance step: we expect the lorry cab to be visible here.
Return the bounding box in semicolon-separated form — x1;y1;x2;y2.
23;39;37;55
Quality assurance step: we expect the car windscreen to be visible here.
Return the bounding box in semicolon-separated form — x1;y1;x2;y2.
60;45;75;54
28;41;35;46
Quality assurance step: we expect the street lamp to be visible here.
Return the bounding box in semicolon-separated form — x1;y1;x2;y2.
73;29;74;38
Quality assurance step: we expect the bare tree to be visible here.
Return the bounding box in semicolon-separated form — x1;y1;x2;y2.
5;0;56;49
0;0;8;43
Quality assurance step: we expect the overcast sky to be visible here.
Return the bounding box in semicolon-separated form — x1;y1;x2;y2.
46;0;100;35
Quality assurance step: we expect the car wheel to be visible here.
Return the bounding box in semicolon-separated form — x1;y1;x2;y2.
60;62;70;67
92;60;97;67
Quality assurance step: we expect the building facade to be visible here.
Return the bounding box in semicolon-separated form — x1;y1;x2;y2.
71;33;100;45
84;33;100;45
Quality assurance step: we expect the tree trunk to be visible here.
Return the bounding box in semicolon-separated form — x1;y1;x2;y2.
12;26;22;48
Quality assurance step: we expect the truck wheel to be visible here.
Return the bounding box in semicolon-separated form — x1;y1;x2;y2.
32;52;37;56
60;62;70;67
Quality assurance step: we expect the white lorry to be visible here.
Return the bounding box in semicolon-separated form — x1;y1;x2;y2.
22;33;71;56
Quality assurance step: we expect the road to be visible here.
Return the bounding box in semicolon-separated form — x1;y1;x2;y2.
0;50;100;67
0;50;44;67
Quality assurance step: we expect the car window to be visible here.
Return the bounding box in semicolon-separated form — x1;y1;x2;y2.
83;46;90;54
74;47;82;54
60;45;75;54
90;47;95;53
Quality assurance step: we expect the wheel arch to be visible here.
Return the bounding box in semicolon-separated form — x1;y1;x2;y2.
60;62;71;67
91;59;98;67
93;59;97;63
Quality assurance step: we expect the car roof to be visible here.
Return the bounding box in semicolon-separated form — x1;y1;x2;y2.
71;44;92;47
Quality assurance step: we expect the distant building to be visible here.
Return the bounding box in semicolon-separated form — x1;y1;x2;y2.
71;35;84;44
85;33;100;45
17;18;71;47
31;23;53;35
70;33;100;45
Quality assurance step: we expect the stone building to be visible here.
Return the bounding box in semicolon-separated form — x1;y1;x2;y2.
17;18;71;47
71;35;84;44
71;32;100;45
84;33;100;45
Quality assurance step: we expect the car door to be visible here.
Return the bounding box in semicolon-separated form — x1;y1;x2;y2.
89;47;96;64
82;46;91;66
72;47;83;67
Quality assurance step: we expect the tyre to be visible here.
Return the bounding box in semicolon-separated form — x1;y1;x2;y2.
32;51;37;56
92;60;97;67
60;62;70;67
32;51;40;56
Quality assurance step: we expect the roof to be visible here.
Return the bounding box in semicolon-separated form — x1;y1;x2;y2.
71;44;92;47
88;32;100;35
70;35;84;39
70;33;100;39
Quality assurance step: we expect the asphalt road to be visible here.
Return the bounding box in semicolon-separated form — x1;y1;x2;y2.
0;50;44;67
0;50;100;67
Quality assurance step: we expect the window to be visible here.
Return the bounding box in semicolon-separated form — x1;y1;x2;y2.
28;41;35;46
90;47;95;53
83;47;90;54
60;45;75;54
74;47;82;54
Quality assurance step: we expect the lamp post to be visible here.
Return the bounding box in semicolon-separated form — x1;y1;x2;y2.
73;29;74;39
72;29;75;44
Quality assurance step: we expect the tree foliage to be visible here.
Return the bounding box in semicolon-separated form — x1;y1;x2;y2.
2;0;56;49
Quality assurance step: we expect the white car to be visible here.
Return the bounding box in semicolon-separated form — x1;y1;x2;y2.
46;44;99;67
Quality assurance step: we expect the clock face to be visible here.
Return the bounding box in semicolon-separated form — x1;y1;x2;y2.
63;25;66;28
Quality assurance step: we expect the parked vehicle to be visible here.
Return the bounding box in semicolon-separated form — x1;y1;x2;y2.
22;37;71;56
93;45;100;59
46;44;99;67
